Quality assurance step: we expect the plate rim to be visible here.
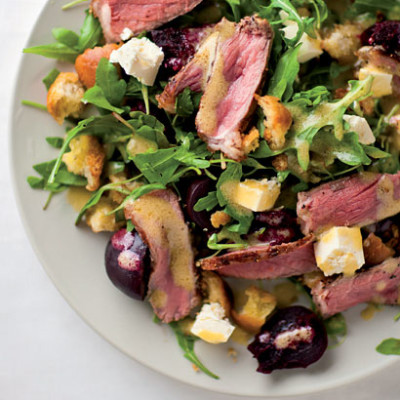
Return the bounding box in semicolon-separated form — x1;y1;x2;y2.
8;0;400;397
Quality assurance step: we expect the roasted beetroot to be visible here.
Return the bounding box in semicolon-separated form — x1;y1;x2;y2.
248;306;328;374
251;209;298;245
105;229;150;300
185;177;214;230
361;20;400;59
150;26;209;76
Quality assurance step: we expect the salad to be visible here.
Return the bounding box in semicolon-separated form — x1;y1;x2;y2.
24;0;400;379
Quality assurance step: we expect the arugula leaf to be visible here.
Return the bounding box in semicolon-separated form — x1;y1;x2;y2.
286;77;373;170
42;68;60;90
350;0;398;14
62;0;89;10
46;137;64;149
83;86;126;113
23;9;102;63
364;146;391;160
267;46;301;102
194;191;218;212
324;313;347;348
33;160;87;187
376;338;400;355
52;27;80;48
169;322;219;379
21;100;48;111
23;42;79;63
27;176;45;189
311;131;371;167
175;88;202;117
216;164;253;234
77;10;102;52
207;231;247;250
95;58;127;106
75;180;133;224
224;0;241;21
83;58;127;113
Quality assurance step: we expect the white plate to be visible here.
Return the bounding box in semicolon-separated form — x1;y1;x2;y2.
9;1;400;397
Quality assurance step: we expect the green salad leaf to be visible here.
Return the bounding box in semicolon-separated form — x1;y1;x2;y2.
42;68;60;90
376;338;400;356
23;10;102;62
324;313;347;348
169;322;219;379
83;58;128;113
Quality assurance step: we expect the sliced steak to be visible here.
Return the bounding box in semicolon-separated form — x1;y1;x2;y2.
297;171;400;235
91;0;204;43
196;16;274;161
311;257;400;318
157;18;234;113
198;235;317;279
124;189;199;322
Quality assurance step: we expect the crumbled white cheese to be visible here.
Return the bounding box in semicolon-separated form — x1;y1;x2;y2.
274;327;312;349
120;27;134;41
359;66;393;98
191;303;235;344
281;18;323;63
109;37;164;86
343;114;375;145
314;226;365;276
233;179;280;212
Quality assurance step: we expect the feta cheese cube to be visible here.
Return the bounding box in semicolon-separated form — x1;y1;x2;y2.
109;37;164;86
359;66;393;97
282;23;323;63
314;226;365;277
233;179;281;212
343;114;375;145
120;27;134;41
191;303;235;344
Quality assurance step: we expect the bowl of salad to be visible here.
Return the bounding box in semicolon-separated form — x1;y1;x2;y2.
10;0;400;396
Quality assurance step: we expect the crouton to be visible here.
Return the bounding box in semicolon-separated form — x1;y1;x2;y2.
47;72;85;125
242;127;260;155
255;95;292;150
272;154;288;171
231;286;277;334
210;211;231;229
201;271;232;316
322;22;364;64
108;172;144;204
75;44;121;88
62;135;105;191
85;198;124;233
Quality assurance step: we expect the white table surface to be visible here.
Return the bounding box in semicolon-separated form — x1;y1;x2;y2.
2;1;400;399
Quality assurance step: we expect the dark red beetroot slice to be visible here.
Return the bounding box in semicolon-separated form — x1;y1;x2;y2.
105;229;150;300
248;306;328;374
360;21;400;59
150;26;210;77
185;177;214;231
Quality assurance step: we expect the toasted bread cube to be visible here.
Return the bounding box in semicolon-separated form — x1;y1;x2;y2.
62;135;105;191
322;22;364;64
201;271;232;316
85;198;124;233
231;286;277;334
255;95;292;150
75;44;121;88
47;72;85;125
